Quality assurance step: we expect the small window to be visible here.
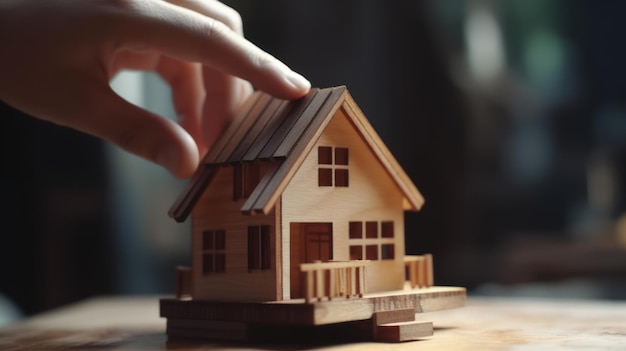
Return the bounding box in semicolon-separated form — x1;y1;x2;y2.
365;221;378;238
366;245;378;260
318;146;349;187
248;225;271;270
318;146;333;164
349;222;363;239
335;148;349;165
202;230;226;274
318;168;333;187
335;169;349;187
233;163;261;200
350;245;363;260
381;221;394;238
381;244;395;260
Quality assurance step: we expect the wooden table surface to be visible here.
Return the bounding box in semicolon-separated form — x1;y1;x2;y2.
1;295;625;350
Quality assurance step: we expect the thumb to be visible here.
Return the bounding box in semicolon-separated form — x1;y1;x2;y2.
72;87;199;178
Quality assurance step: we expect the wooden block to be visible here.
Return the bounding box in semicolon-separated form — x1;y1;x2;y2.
372;308;416;325
374;321;433;342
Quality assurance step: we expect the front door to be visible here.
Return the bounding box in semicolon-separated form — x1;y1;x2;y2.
290;222;333;298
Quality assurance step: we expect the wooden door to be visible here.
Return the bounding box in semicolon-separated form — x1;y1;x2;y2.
290;223;333;298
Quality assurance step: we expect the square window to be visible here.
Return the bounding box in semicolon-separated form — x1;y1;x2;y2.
335;148;349;165
248;225;272;270
215;230;226;250
381;244;395;260
203;231;214;250
365;245;378;260
318;146;332;164
350;245;363;260
365;221;378;238
349;222;363;239
381;221;394;238
318;168;332;186
335;169;349;187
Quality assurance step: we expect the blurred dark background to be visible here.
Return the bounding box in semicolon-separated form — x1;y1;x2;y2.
2;0;626;322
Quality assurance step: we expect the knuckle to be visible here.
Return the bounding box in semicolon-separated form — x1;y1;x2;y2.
204;18;229;40
222;8;243;34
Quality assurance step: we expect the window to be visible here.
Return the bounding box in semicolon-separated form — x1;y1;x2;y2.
248;225;271;270
381;244;395;260
366;245;378;260
365;221;378;238
348;221;395;261
318;146;349;187
349;221;363;239
234;163;261;200
350;245;363;260
202;230;226;274
381;221;394;238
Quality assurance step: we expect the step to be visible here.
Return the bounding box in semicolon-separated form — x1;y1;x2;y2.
374;320;433;342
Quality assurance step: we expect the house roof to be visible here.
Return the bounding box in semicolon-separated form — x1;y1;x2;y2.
169;86;424;222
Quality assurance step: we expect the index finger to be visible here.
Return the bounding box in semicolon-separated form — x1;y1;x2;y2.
108;0;310;99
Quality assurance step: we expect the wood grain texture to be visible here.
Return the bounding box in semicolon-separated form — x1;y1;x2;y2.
190;163;281;301
340;93;424;211
281;106;407;295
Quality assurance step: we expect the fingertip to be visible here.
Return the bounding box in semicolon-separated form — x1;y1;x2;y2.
258;61;311;99
282;70;311;97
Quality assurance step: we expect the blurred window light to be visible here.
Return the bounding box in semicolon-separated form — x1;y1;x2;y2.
464;2;505;85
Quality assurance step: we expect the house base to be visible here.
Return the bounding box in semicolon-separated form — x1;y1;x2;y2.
160;286;465;343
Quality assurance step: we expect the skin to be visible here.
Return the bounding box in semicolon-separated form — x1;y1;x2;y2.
0;0;311;178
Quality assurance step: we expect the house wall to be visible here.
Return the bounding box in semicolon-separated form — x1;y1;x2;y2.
281;106;407;298
191;163;281;301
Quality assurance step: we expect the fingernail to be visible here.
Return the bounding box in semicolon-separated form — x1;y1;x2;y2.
157;144;180;175
284;70;311;91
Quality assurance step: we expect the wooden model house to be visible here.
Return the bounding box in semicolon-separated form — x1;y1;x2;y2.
161;86;465;343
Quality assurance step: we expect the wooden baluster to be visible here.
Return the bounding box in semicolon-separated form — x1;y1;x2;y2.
315;265;323;301
425;254;434;287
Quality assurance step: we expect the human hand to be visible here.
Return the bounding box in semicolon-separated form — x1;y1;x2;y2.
0;0;310;178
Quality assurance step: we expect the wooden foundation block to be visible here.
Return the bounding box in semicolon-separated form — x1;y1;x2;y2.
372;308;416;325
374;321;433;342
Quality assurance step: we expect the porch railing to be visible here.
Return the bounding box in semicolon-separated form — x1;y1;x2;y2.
404;254;434;288
300;260;370;303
